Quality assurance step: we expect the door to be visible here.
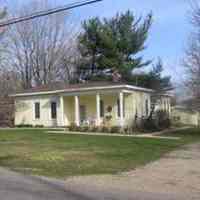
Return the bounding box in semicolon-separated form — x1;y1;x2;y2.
80;105;86;123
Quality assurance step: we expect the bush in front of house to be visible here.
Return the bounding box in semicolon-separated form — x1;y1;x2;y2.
68;123;79;132
140;110;171;132
156;110;171;129
141;118;158;132
79;126;90;132
110;126;121;134
98;126;110;133
89;126;99;133
35;125;44;128
16;124;33;128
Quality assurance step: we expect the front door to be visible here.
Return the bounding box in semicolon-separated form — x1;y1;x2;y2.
80;105;86;123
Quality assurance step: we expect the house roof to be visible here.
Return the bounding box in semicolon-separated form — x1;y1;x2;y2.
11;81;154;97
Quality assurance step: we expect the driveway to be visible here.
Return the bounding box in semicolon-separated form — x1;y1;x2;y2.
65;142;200;200
0;143;200;200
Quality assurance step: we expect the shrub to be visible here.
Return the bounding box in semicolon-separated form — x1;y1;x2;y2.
140;110;171;132
123;126;132;135
35;125;44;128
156;110;171;129
89;126;99;133
16;124;33;128
79;126;89;132
68;123;79;132
110;126;121;134
100;126;110;133
142;118;158;132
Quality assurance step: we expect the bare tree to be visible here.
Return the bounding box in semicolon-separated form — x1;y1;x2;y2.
183;1;200;111
4;0;79;89
0;69;21;96
0;7;7;63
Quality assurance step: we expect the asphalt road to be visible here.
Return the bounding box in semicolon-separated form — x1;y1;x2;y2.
0;167;183;200
0;168;91;200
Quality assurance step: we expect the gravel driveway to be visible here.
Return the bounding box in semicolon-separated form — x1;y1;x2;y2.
65;142;200;200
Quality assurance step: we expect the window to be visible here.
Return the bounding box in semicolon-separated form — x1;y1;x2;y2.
100;100;104;117
35;102;40;119
145;99;149;116
80;105;86;122
51;102;57;119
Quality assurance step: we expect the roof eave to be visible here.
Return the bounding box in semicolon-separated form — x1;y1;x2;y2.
10;84;154;97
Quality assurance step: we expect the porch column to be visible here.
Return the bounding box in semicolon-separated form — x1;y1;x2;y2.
119;92;124;127
75;96;80;126
96;93;101;126
60;96;65;126
168;98;172;115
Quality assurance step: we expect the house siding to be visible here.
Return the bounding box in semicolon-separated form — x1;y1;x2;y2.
15;95;63;127
14;90;154;127
172;108;199;126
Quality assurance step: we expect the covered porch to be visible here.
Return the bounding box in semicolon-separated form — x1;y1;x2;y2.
59;91;132;127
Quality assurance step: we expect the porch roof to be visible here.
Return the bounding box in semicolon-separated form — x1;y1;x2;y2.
11;82;154;97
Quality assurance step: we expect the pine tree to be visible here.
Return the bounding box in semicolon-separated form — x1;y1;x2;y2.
78;11;152;81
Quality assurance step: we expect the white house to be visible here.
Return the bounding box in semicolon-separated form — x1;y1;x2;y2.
11;82;172;128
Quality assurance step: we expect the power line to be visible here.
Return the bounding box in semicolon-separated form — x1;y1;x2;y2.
0;0;103;28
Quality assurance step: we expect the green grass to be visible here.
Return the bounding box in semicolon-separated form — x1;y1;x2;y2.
0;128;199;178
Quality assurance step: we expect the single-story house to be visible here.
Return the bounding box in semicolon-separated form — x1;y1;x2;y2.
11;82;172;128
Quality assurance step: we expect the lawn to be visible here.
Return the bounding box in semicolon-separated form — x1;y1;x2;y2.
0;128;199;178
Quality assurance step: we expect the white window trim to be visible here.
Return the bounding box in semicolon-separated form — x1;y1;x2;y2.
49;101;57;120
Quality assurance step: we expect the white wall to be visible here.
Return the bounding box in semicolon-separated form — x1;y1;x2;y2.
172;109;199;126
15;95;63;127
14;90;153;127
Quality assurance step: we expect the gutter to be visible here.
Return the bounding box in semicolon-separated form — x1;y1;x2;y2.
10;85;154;97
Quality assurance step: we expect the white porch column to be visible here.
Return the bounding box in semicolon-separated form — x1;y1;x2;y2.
75;96;80;126
168;98;172;115
119;92;124;127
60;96;65;126
96;93;101;126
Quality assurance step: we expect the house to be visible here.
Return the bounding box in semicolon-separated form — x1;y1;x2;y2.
11;82;172;128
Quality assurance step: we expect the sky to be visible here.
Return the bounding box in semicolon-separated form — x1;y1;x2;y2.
74;0;191;83
2;0;192;83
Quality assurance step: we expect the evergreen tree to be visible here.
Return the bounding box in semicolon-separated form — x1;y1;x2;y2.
146;58;172;118
147;58;172;91
78;11;152;80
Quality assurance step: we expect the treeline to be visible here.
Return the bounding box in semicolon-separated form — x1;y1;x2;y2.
0;0;172;96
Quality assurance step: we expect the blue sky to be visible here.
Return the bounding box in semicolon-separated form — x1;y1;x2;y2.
3;0;191;82
74;0;191;82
